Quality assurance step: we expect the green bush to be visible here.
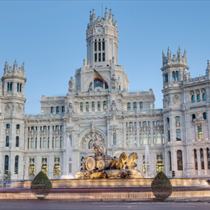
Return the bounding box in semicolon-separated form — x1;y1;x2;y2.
151;171;172;201
31;171;52;200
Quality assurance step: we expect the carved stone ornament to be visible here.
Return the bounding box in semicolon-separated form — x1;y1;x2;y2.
68;77;75;92
173;94;180;105
196;89;200;94
190;90;194;95
16;104;22;113
196;112;203;120
164;95;169;107
111;73;118;90
201;88;206;93
68;103;75;114
5;104;11;113
111;100;118;111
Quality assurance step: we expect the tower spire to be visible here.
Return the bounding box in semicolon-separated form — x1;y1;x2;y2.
105;7;108;20
92;8;95;21
109;8;112;20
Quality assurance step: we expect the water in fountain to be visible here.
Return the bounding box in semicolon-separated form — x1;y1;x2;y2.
145;145;151;178
60;137;74;179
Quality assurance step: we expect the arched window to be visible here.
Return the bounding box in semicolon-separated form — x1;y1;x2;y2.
140;102;143;110
6;136;9;147
197;94;200;101
165;73;168;83
56;125;59;130
157;133;161;144
119;85;121;90
97;101;101;111
129;122;133;127
54;163;60;176
92;102;95;111
177;150;183;170
14;156;18;174
43;137;47;148
7;83;10;91
56;106;59;114
103;101;107;110
133;102;137;110
80;103;83;112
95;53;97;62
139;134;142;144
192;114;196;121
200;149;204;170
203;112;207;120
134;122;137;127
88;82;92;91
203;93;206;100
51;107;54;114
175;116;180;122
98;39;101;51
94;39;97;51
139;122;141;127
176;71;179;81
207;148;210;169
16;136;19;147
6;124;10;129
94;80;103;88
41;164;48;175
99;52;101;62
172;71;176;81
10;82;13;91
156;121;160;126
191;95;195;102
16;124;20;129
69;134;72;146
86;102;89;112
102;39;105;51
156;161;164;174
176;129;181;141
143;134;147;145
88;140;93;149
113;133;116;145
4;155;9;172
194;149;198;170
127;103;131;110
130;134;134;145
198;126;202;139
29;164;35;176
168;151;172;171
17;83;20;92
55;137;59;148
143;121;147;126
168;130;170;142
43;126;47;130
62;106;65;113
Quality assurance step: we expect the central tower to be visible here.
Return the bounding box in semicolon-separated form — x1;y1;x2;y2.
86;8;118;67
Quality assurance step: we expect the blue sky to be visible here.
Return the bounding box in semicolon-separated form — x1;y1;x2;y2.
0;1;210;114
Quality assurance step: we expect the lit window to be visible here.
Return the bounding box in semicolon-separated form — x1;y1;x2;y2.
177;150;183;170
198;126;202;139
103;101;107;110
143;134;147;145
86;102;89;112
157;133;161;144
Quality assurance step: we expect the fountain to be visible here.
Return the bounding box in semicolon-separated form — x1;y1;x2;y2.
60;137;74;179
144;145;151;178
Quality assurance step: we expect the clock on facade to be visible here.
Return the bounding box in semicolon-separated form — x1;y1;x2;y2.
96;27;103;34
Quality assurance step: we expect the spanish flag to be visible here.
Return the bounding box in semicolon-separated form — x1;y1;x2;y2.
94;69;106;83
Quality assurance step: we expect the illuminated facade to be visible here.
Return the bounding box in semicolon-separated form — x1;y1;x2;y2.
1;8;210;180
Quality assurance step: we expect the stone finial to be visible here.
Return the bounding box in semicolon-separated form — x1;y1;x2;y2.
112;14;114;22
13;59;18;71
4;60;8;71
109;8;112;20
207;60;209;66
92;8;95;20
105;7;108;19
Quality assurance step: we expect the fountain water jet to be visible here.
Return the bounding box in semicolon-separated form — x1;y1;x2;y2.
144;145;151;178
60;137;74;179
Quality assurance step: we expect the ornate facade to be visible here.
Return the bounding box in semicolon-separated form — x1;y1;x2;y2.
1;8;210;180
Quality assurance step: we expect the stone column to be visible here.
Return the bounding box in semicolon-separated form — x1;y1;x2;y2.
48;155;54;179
197;149;201;175
137;122;140;147
204;149;208;175
25;157;29;179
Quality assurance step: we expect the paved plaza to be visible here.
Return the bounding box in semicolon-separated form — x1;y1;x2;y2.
0;202;210;210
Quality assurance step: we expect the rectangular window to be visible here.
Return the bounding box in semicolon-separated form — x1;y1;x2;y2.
98;101;101;111
95;53;97;62
98;41;101;51
103;53;105;61
99;53;101;62
92;102;95;111
198;126;202;139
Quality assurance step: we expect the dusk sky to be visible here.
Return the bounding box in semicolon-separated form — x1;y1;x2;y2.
0;1;210;114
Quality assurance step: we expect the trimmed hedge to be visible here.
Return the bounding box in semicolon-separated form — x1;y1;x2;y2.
151;171;172;201
31;171;52;200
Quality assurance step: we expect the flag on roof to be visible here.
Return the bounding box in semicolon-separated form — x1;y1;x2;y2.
94;69;105;83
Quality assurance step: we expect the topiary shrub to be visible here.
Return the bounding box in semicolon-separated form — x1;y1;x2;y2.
31;171;52;200
151;171;172;201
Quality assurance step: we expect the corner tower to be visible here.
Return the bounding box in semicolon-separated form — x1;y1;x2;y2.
86;8;119;67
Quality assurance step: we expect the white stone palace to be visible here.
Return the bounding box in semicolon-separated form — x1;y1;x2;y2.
1;8;210;181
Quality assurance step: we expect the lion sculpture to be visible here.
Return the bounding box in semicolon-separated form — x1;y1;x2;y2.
126;152;138;169
109;152;128;169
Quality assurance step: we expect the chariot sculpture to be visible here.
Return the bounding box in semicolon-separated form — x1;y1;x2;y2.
76;139;142;179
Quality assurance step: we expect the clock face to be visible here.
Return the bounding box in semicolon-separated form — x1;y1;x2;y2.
96;27;103;34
